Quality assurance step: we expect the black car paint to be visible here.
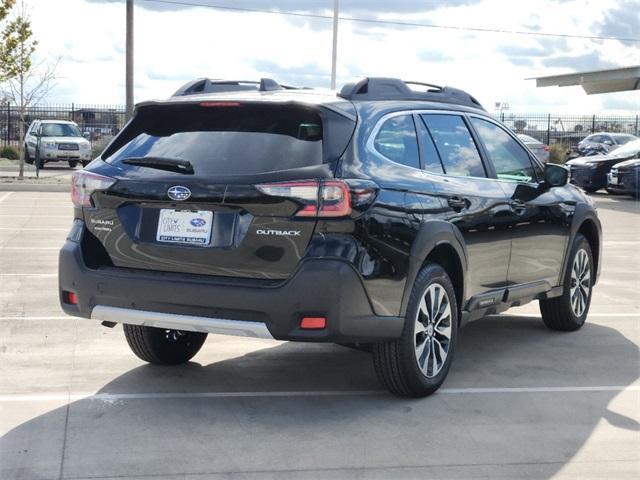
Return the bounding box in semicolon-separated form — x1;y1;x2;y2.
59;92;602;341
607;159;640;197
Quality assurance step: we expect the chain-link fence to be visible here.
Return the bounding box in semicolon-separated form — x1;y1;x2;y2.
1;103;126;156
494;112;639;146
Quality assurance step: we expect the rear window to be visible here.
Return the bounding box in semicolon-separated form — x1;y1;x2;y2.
103;103;324;176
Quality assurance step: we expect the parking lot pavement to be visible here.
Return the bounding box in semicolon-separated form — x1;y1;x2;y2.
0;191;638;479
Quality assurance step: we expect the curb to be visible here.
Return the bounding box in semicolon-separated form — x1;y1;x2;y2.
0;183;69;192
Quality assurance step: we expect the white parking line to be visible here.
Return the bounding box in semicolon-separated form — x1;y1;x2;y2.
0;247;61;250
0;192;13;203
0;385;638;403
0;273;58;277
0;227;68;231
0;215;70;218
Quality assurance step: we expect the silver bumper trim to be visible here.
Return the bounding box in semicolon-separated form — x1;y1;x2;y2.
90;305;273;339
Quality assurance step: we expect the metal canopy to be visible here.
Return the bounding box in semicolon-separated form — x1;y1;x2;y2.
531;65;640;95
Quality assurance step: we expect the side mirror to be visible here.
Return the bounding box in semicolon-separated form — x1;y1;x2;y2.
544;163;569;187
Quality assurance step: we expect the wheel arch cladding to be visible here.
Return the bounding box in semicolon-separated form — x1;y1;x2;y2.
577;218;600;284
402;221;468;320
423;243;464;320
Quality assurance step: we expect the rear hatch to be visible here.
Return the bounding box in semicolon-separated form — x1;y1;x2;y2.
79;99;355;280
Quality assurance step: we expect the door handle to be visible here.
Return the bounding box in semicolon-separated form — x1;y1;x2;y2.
447;196;467;212
510;199;526;213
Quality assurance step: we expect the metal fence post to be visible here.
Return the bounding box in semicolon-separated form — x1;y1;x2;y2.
592;115;596;132
6;103;11;147
546;114;551;145
635;115;638;136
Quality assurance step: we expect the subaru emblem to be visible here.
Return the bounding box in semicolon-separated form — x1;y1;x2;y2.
167;186;191;201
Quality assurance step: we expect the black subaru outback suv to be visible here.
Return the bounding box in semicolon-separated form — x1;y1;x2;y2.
59;77;602;397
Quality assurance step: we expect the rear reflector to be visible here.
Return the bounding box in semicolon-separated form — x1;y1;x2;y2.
300;316;326;330
63;291;78;305
256;180;352;218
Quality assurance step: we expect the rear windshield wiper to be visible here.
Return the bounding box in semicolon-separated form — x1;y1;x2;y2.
121;157;194;174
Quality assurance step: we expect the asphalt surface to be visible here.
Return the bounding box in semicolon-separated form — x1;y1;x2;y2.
0;190;638;479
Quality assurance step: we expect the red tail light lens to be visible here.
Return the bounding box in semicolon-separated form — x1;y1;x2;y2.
543;146;550;151
256;180;352;218
71;171;116;207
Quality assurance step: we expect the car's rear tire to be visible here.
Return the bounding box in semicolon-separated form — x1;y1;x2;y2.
81;160;90;167
583;187;599;193
372;263;458;397
68;160;78;168
605;188;622;195
539;234;593;331
123;324;207;365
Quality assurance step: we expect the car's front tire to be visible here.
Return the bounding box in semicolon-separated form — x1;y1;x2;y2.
123;324;207;365
68;160;79;168
540;234;593;331
373;263;458;397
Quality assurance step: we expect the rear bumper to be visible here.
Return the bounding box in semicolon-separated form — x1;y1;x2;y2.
59;238;403;343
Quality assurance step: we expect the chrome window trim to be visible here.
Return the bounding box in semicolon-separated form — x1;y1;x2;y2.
366;109;493;179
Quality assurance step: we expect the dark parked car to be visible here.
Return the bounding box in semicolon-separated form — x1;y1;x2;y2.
567;139;640;193
517;134;550;162
574;132;638;157
607;157;640;197
59;77;602;397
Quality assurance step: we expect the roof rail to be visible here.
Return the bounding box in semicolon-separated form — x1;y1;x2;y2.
338;77;484;110
172;78;300;97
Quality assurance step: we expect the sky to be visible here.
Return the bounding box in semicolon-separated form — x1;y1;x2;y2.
14;0;640;113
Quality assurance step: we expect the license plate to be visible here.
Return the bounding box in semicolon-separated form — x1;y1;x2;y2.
608;173;618;185
157;209;213;245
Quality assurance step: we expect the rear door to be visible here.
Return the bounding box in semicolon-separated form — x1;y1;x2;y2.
84;101;354;280
417;113;512;300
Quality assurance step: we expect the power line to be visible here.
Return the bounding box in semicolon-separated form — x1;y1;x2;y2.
141;0;640;43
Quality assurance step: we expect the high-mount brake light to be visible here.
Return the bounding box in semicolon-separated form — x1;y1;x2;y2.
71;171;116;207
199;101;241;107
256;180;352;218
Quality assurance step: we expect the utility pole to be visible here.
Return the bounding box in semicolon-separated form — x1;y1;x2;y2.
330;0;339;90
126;0;134;120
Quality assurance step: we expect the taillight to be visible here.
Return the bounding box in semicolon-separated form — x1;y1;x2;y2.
71;171;116;207
256;180;352;218
543;145;550;151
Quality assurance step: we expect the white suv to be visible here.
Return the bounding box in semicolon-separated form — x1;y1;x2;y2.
25;120;92;168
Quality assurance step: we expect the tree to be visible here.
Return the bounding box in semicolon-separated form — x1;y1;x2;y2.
0;0;57;178
0;1;15;23
513;120;527;132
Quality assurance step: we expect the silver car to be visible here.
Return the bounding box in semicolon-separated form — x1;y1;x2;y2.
25;120;92;168
517;134;550;162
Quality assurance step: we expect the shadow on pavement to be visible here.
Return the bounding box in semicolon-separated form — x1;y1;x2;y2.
1;315;638;479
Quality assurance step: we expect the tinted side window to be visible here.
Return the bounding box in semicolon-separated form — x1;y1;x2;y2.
421;114;486;178
471;118;536;183
415;116;444;174
373;115;420;169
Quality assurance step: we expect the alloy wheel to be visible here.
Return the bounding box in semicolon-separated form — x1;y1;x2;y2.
570;248;591;317
414;283;452;378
